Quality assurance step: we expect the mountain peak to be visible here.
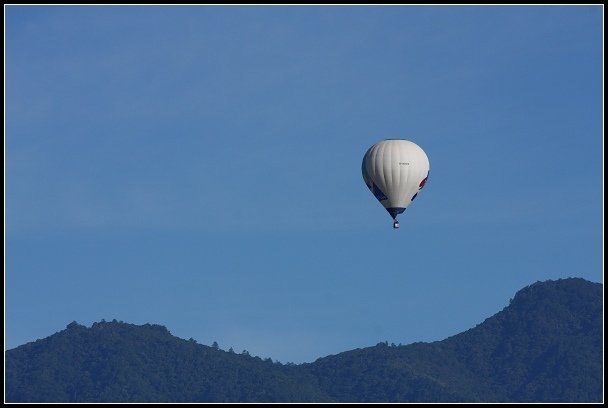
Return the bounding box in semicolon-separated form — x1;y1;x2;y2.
512;277;601;301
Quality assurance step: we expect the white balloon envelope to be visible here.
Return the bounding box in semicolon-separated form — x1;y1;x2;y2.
362;139;429;228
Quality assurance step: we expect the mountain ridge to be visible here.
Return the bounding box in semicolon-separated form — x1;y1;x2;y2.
5;277;603;402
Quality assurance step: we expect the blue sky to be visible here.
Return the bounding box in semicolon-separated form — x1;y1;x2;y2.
5;6;603;364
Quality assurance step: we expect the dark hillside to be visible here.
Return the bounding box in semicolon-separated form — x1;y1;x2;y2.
6;278;602;402
305;278;602;402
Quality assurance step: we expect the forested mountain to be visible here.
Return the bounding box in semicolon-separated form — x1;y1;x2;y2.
5;278;603;402
305;278;603;402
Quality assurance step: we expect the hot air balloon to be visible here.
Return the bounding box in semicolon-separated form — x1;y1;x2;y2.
362;139;429;228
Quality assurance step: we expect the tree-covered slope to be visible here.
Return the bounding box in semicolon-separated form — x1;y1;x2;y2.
5;278;603;402
304;277;602;402
5;321;329;402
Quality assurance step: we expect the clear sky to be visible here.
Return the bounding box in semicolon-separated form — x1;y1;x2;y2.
5;5;603;364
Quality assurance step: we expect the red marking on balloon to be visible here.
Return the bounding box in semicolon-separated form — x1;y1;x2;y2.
419;176;428;188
